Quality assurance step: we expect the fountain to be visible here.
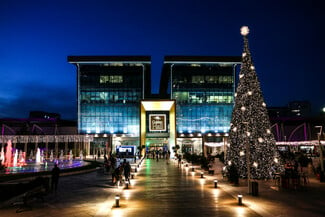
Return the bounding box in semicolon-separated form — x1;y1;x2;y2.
18;150;26;166
4;140;12;167
69;150;73;161
29;150;34;161
0;140;89;175
40;150;44;163
0;146;4;163
49;150;54;162
13;149;18;167
35;148;41;164
59;150;64;161
79;150;83;161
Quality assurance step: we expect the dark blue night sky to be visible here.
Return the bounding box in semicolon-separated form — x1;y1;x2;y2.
1;0;324;120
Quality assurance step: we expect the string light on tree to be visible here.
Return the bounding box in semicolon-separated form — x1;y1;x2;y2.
226;26;283;180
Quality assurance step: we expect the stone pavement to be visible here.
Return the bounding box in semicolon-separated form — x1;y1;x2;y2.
0;157;325;217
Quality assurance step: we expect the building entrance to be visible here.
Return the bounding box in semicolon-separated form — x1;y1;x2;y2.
145;138;169;159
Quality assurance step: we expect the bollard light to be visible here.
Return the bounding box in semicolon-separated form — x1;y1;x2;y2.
125;180;129;189
200;171;204;178
115;195;120;207
185;163;188;167
192;167;195;172
214;179;218;188
131;173;134;179
238;194;243;205
135;167;138;173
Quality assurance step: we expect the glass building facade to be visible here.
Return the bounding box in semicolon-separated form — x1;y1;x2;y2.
160;56;241;155
162;57;241;134
69;56;241;157
68;56;151;136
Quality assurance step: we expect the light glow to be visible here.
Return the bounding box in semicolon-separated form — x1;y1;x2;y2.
240;26;249;36
141;101;174;111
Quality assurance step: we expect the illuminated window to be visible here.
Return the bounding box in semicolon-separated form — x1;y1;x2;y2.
218;76;233;84
100;75;123;84
192;76;205;84
206;75;218;83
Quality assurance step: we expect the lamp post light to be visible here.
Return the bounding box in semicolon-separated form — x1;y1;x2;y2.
238;194;243;205
315;126;324;182
115;195;120;207
214;179;218;188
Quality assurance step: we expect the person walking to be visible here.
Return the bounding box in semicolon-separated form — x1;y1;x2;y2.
51;164;60;193
156;150;159;162
178;155;182;167
124;162;131;182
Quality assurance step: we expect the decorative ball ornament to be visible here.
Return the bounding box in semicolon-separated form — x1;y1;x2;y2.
241;106;246;111
262;102;266;107
258;137;264;143
250;65;255;70
242;52;247;57
253;162;258;168
248;91;252;95
239;74;244;79
240;26;250;36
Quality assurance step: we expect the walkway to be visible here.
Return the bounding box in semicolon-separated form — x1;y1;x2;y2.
1;157;325;216
106;158;261;217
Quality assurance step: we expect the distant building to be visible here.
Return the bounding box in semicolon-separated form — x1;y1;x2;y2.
288;101;312;117
268;101;312;118
29;111;61;120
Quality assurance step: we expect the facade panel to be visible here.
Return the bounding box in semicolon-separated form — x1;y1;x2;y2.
170;63;237;134
68;57;151;136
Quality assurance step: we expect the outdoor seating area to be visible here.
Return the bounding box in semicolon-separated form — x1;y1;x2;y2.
273;165;311;190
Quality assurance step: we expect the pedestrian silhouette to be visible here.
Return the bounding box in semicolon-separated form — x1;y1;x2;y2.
51;164;60;193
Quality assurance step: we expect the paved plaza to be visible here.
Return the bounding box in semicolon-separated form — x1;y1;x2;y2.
1;158;325;217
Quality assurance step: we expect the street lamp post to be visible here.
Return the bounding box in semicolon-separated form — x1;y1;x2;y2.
315;126;324;182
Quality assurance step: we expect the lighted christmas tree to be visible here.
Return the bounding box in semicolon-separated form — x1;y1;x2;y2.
226;26;282;180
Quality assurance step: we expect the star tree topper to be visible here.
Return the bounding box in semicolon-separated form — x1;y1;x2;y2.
240;26;249;36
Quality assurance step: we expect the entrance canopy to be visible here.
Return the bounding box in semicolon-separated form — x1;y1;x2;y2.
140;100;176;155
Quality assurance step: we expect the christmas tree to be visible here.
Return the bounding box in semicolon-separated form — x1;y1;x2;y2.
226;26;282;180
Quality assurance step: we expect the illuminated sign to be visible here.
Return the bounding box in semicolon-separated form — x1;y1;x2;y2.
149;114;166;132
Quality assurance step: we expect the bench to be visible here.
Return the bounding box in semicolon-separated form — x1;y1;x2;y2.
12;185;47;213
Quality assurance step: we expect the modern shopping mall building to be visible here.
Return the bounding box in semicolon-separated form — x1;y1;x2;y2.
68;56;241;157
1;56;323;159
